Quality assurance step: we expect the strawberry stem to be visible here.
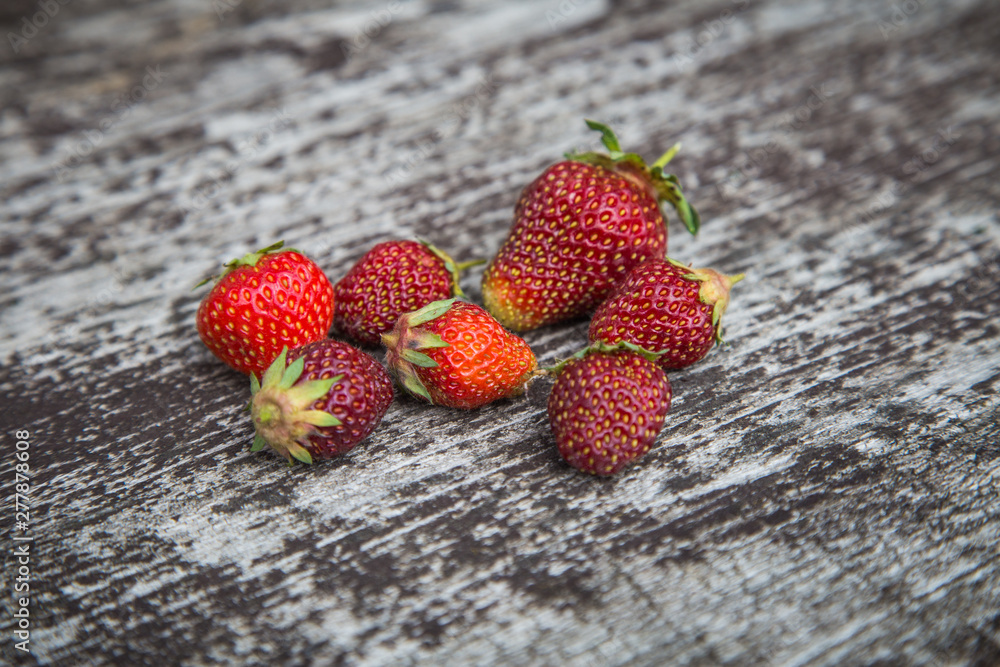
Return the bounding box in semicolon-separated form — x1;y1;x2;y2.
567;121;701;237
539;340;664;376
406;298;458;327
418;239;485;298
381;300;456;406
229;240;287;270
195;240;299;288
585;119;623;154
666;259;745;342
455;259;487;271
248;346;341;464
651;143;681;170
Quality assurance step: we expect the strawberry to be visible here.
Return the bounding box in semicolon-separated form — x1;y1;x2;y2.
249;341;393;464
381;298;537;409
481;119;700;332
547;345;672;476
196;241;335;376
333;239;482;346
589;258;744;370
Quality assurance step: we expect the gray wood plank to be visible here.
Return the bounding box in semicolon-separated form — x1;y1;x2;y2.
1;0;998;665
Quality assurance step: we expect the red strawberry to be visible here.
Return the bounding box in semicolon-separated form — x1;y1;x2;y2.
548;346;672;476
382;298;537;409
334;239;482;346
589;258;744;370
197;241;335;376
249;341;393;464
482;120;700;332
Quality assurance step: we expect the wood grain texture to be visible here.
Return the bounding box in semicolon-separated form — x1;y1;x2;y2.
1;0;999;665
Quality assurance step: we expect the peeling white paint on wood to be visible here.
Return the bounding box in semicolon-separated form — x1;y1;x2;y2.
0;0;998;665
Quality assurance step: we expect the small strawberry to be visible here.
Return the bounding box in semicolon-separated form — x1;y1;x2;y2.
382;298;537;409
589;258;744;370
197;241;335;376
547;344;672;476
249;341;393;464
333;239;483;346
482;119;700;332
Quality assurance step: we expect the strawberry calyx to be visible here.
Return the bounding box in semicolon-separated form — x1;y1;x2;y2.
538;340;664;377
195;240;299;288
381;298;456;403
666;258;745;343
418;239;486;299
566;119;700;236
249;346;343;465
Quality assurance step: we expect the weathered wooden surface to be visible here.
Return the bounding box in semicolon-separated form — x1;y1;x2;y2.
1;0;999;664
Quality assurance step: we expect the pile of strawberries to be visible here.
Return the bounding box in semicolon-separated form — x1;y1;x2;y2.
196;121;742;476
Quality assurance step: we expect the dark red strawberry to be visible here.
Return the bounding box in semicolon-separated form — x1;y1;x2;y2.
196;241;335;376
548;345;671;476
382;298;537;409
249;341;393;464
589;258;744;370
482;120;700;331
334;239;482;346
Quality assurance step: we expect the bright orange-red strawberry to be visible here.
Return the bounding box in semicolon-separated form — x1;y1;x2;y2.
334;240;482;346
196;241;334;376
381;298;537;409
482;120;700;332
249;341;393;464
589;258;744;370
548;346;671;476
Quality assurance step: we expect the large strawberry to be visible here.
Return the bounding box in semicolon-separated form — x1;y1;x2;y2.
197;241;335;376
333;239;483;346
382;298;537;409
589;258;744;370
249;341;393;464
482;120;700;332
548;344;672;476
